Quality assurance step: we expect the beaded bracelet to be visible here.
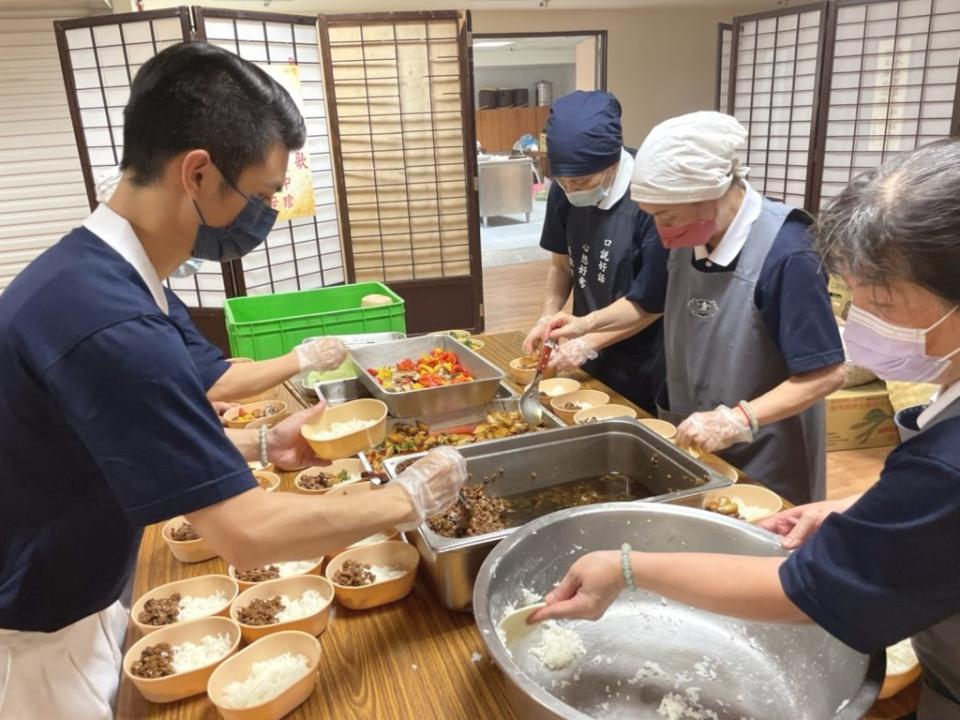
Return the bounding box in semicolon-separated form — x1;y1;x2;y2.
258;425;269;468
738;399;760;435
621;543;637;592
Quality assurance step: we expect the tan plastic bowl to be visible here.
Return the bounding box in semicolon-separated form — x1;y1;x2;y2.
123;616;242;703
538;377;581;401
300;399;388;460
638;418;678;440
293;459;365;495
228;559;324;592
252;471;280;493
229;575;335;644
574;404;638;424
131;575;238;636
325;541;419;610
207;631;322;720
508;357;556;386
223;401;288;430
699;453;740;482
701;485;784;524
161;516;218;564
550;389;610;424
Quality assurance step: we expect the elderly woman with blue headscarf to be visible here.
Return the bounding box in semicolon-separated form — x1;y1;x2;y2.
523;91;667;414
542;112;845;505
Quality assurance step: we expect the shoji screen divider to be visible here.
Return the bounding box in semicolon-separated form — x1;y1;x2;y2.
716;23;733;112
811;0;960;210
723;0;960;214
193;8;346;298
728;3;831;211
317;11;484;334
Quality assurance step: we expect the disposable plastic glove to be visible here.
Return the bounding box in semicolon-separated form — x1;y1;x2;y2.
522;316;550;356
392;446;468;531
294;338;348;372
676;404;753;454
547;338;599;372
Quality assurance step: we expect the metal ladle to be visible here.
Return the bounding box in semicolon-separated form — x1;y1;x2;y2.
518;340;556;426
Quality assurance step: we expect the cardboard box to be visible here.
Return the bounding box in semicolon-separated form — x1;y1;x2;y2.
825;381;899;452
828;275;852;321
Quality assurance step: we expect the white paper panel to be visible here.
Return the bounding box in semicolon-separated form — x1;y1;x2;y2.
731;7;824;209
199;15;345;296
819;0;960;208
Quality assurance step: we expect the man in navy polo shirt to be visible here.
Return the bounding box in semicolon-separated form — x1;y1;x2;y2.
0;42;465;719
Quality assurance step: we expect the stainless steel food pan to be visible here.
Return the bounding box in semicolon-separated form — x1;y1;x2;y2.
350;335;504;417
386;420;733;611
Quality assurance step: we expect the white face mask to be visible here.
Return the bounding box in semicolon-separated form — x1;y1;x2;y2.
564;183;609;208
169;258;204;278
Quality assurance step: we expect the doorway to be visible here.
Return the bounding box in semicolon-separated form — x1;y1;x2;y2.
471;32;607;269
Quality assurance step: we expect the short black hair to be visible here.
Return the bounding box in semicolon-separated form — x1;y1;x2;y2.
121;41;306;186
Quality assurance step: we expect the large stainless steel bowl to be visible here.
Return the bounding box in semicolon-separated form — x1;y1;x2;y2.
474;503;884;720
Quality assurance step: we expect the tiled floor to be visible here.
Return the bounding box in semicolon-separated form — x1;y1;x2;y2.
482;258;894;499
480;198;550;268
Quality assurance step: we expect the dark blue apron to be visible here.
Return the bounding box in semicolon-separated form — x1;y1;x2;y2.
563;196;665;414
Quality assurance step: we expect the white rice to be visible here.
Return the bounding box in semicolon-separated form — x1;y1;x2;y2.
529;621;586;671
277;560;321;578
178;591;229;621
370;565;406;583
275;590;327;623
311;419;376;440
220;652;310;709
728;496;769;523
657;687;719;720
171;633;233;673
886;638;919;675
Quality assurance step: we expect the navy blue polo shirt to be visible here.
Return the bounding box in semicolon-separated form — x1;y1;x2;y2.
0;227;256;632
639;210;843;376
165;288;231;391
780;414;960;653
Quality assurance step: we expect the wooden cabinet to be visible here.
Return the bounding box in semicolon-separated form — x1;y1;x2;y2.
475;107;550;153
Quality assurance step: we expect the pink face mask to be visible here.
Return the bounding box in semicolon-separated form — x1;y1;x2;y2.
657;220;716;249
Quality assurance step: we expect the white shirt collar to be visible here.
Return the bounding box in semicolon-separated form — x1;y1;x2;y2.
598;148;634;211
693;181;763;267
917;381;960;429
83;203;168;314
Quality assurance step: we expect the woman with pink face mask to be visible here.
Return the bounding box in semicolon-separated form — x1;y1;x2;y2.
532;139;960;719
540;111;845;505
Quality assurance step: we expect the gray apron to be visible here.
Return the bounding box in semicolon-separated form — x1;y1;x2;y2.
657;198;826;505
911;396;960;718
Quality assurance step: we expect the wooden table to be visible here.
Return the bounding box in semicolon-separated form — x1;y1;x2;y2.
116;331;917;719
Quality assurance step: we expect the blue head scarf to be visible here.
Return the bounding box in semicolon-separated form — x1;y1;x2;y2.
547;91;623;177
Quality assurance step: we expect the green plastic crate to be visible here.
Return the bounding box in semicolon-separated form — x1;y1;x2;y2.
224;282;406;360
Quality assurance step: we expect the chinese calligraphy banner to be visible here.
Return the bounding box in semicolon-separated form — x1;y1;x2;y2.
261;63;317;223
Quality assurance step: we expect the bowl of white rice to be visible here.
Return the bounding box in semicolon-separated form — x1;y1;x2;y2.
228;559;324;591
131;574;239;636
300;398;388;460
229;575;335;643
879;638;921;699
325;540;420;610
207;630;321;720
123;616;242;703
162;516;218;564
701;484;784;524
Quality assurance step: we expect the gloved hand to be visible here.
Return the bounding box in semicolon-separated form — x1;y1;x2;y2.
548;338;599;372
294;338;348;372
522;316;550;356
676;405;754;454
392;446;468;531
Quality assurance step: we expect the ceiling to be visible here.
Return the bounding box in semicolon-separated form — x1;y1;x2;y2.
475;36;588;51
466;0;769;7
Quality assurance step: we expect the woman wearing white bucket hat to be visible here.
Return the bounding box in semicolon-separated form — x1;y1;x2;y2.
542;111;844;505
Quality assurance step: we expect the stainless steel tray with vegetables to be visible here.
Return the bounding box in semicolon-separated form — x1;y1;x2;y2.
350;335;505;417
360;397;564;473
382;419;734;611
